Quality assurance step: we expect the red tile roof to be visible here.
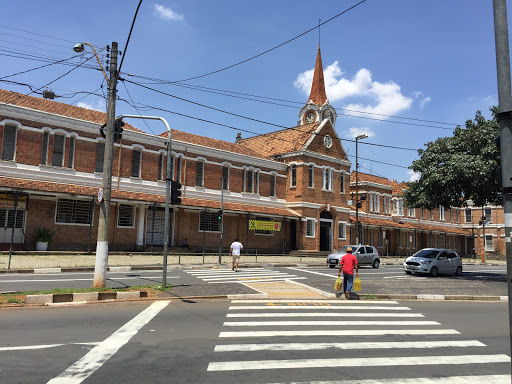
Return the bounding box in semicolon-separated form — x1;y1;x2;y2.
353;216;471;235
0;89;143;133
351;171;395;187
237;123;321;157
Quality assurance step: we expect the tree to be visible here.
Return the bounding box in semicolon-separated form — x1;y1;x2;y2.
404;108;501;209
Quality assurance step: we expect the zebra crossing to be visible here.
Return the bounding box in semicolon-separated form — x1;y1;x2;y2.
206;299;510;383
185;268;306;284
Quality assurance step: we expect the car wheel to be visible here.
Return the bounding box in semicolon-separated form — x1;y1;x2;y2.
430;266;439;277
455;266;462;276
405;270;412;275
372;259;380;269
329;265;336;269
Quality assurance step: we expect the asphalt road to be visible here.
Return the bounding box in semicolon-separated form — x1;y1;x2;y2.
1;300;509;383
0;264;507;297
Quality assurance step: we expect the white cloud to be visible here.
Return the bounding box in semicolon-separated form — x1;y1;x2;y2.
420;96;431;110
344;127;375;140
77;100;105;112
294;61;413;116
407;169;420;182
154;4;184;21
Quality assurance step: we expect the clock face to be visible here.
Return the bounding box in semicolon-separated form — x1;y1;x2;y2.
323;110;332;120
324;135;333;148
305;111;315;124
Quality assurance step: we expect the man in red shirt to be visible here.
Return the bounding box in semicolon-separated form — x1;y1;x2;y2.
338;247;359;299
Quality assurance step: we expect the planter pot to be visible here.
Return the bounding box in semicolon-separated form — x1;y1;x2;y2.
36;241;48;251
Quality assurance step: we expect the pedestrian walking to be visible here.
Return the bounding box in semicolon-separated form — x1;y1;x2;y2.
230;237;243;272
338;247;359;299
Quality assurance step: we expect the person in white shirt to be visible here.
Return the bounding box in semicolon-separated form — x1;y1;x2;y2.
230;237;243;272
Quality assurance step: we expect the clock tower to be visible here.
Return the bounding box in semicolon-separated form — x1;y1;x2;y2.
298;47;337;126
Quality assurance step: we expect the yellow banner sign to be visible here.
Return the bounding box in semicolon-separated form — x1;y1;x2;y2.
0;193;27;210
249;220;281;231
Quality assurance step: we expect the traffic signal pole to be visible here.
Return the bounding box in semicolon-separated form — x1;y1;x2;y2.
492;0;512;373
94;42;118;288
115;114;173;289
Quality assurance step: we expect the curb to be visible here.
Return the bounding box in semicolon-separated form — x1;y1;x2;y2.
25;291;147;305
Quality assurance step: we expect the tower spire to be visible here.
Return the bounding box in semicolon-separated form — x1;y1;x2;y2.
308;46;327;106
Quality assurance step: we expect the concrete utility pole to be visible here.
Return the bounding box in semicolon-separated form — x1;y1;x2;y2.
219;178;224;264
355;134;367;245
492;0;512;373
94;42;119;288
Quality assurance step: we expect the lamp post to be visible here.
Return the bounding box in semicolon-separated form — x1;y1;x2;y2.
355;134;368;245
74;41;119;288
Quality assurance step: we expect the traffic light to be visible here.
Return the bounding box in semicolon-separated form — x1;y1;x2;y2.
171;180;182;205
217;210;223;220
114;118;124;142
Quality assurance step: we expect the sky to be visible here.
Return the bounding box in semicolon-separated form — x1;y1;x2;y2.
0;0;506;183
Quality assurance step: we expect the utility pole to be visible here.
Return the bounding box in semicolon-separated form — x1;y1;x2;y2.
219;177;224;264
492;0;512;374
94;42;119;288
355;134;367;245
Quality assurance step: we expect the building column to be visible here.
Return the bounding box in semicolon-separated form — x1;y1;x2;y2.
136;205;145;246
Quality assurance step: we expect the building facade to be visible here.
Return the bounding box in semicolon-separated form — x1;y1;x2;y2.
0;48;505;258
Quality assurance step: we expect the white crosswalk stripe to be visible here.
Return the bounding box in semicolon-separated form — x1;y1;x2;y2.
207;299;510;383
185;268;305;284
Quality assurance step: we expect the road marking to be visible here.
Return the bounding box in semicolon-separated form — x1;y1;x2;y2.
229;305;412;310
0;276;179;283
0;342;99;351
219;329;459;338
201;274;298;281
286;267;337;278
47;300;169;384
187;268;268;274
226;312;423;317
209;278;306;284
207;354;510;371
223;320;439;326
214;340;485;352
260;375;511;384
231;300;399;304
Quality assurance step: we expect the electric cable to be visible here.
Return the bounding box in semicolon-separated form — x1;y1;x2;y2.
117;0;143;75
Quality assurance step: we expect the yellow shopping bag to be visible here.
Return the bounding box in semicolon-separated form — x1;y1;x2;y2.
353;277;361;291
334;277;343;291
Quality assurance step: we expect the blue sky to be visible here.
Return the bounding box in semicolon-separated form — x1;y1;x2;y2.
0;0;505;182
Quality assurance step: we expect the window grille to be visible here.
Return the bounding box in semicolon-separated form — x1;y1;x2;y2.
485;207;492;223
222;166;229;189
1;125;16;161
338;222;346;239
270;175;276;197
308;165;314;188
199;211;220;232
96;142;105;173
158;153;164;181
0;209;23;228
254;171;259;194
485;235;494;251
131;149;141;177
176;157;182;182
340;173;345;193
67;137;75;168
306;219;315;237
196;161;204;186
290;165;296;187
41;131;49;164
56;199;92;225
118;204;134;227
51;134;65;167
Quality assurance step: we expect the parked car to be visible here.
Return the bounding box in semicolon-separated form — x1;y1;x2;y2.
327;245;380;269
403;248;463;277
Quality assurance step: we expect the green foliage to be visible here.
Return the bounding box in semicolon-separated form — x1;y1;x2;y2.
33;227;56;242
404;108;501;209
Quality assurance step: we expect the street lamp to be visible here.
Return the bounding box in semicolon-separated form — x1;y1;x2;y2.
355;134;368;245
73;42;109;84
74;41;120;288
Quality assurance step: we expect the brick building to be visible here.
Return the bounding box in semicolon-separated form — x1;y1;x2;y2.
0;47;505;258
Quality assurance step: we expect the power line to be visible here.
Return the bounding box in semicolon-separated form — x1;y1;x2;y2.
123;78;420;152
0;24;79;44
0;53;82;80
118;0;143;75
156;0;367;84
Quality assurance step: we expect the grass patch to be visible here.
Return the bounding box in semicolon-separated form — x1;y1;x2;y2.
362;294;377;300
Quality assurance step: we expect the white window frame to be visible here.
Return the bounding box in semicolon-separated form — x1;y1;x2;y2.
407;207;415;218
308;164;314;188
290;164;297;188
51;134;66;167
196;160;204;187
117;204;135;228
131;148;142;178
338;221;347;240
41;131;49;165
222;165;229;190
485;235;494;251
199;211;221;233
95;141;105;173
55;198;93;226
67;136;75;169
484;207;492;223
465;208;472;223
270;173;276;197
439;205;445;221
322;167;334;191
305;218;316;238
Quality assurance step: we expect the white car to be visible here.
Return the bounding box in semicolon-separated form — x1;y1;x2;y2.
403;248;463;277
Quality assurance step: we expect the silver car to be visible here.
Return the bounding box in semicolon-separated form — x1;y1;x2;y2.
327;245;380;269
403;248;463;277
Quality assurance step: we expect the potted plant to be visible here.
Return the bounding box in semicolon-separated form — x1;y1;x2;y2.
34;227;55;251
